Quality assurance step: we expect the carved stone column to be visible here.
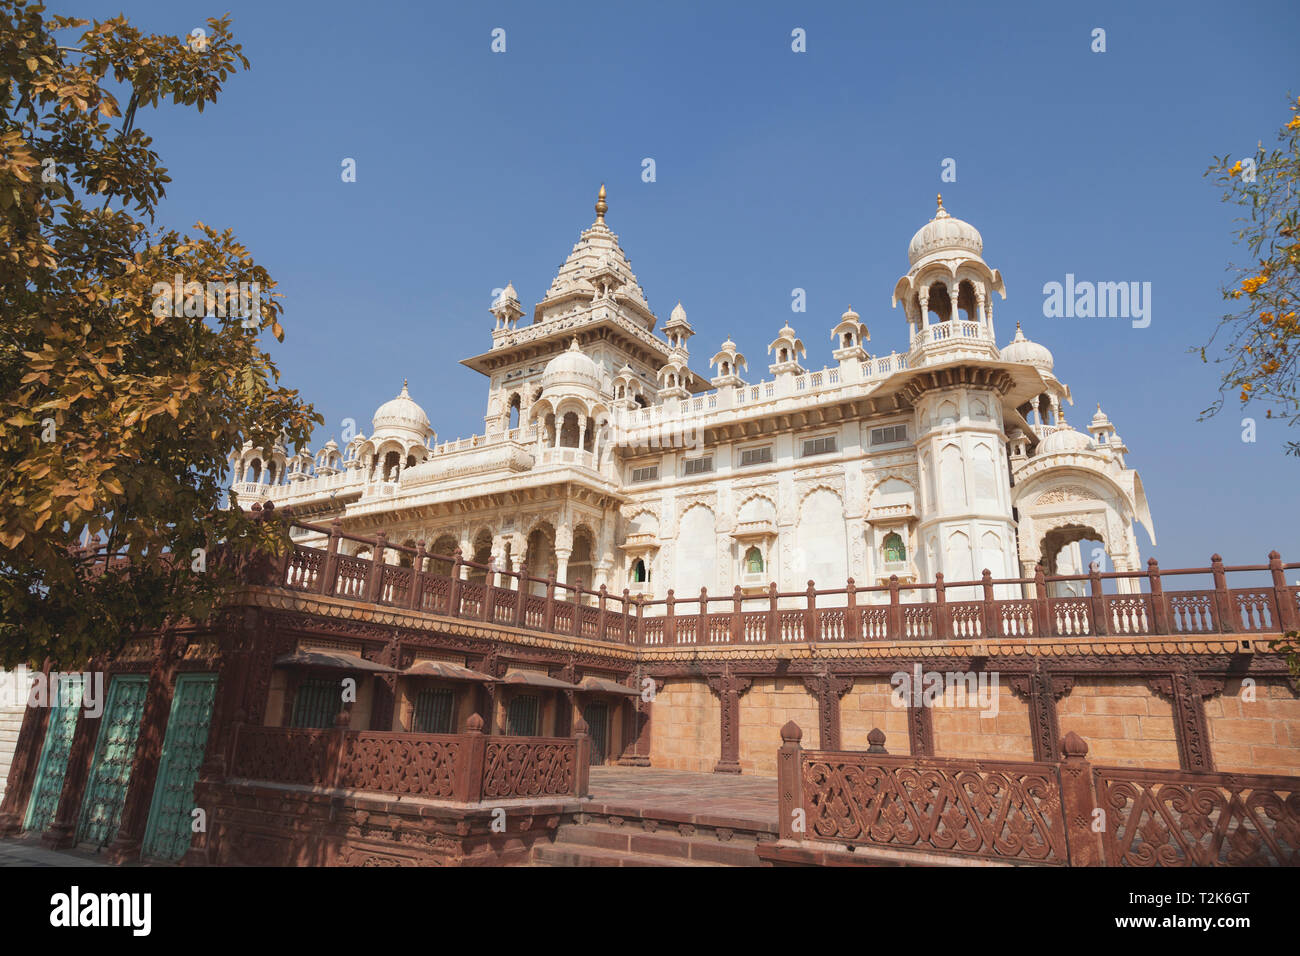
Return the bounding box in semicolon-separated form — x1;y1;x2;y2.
1147;665;1218;771
801;671;853;750
1009;667;1074;762
0;668;51;836
906;703;934;757
619;675;659;766
707;666;752;773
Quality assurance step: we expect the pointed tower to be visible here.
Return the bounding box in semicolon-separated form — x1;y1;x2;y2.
663;301;695;356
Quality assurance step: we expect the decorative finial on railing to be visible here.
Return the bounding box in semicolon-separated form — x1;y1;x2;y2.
780;721;802;744
1061;731;1089;759
466;713;484;734
867;728;888;754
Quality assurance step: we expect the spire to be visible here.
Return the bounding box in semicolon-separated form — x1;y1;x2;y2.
595;183;607;223
401;379;409;395
934;192;950;220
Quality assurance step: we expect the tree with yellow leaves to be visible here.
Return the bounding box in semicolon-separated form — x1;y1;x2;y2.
1200;94;1300;455
0;1;320;666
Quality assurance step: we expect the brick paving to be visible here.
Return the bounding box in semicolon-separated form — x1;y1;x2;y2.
586;766;778;831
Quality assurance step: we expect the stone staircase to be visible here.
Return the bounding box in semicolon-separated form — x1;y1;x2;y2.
532;808;773;867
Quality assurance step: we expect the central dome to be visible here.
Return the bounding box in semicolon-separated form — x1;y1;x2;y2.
372;381;433;440
541;339;603;396
907;196;983;268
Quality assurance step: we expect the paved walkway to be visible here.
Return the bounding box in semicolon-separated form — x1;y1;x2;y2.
0;838;109;867
586;766;778;831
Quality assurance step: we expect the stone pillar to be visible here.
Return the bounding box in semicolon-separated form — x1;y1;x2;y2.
1009;667;1072;762
1148;665;1216;772
801;672;853;750
0;668;51;836
555;548;572;589
906;701;934;757
619;676;655;766
918;289;930;330
706;666;752;774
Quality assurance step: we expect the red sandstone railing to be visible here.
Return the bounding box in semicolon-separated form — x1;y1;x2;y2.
260;507;1300;647
771;724;1300;867
228;715;590;803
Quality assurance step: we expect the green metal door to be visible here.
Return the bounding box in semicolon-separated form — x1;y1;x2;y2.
22;674;84;833
76;675;148;848
141;673;217;862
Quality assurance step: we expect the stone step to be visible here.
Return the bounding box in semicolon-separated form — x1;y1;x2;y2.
548;820;761;866
534;844;727;867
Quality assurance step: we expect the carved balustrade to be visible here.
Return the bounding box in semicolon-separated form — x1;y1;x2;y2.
258;512;1300;650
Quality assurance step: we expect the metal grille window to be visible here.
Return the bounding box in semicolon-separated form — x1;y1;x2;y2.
413;688;455;734
291;678;341;729
630;465;659;483
683;456;713;476
800;435;837;457
507;695;540;736
739;446;773;467
870;424;908;445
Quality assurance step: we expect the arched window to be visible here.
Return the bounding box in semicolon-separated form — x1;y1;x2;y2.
883;532;906;563
631;558;647;583
744;546;764;575
508;393;521;429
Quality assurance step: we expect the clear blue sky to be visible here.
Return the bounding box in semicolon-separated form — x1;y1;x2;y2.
63;0;1300;571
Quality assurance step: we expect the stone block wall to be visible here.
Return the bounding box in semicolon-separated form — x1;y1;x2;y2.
649;679;719;773
1055;678;1180;769
739;679;819;775
1208;678;1300;777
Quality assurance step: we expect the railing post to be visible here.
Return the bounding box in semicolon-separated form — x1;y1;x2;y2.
1211;553;1235;633
449;548;464;616
543;574;556;633
482;562;495;622
1088;562;1107;636
635;594;644;645
621;588;632;644
1147;558;1169;634
458;713;486;804
665;589;676;644
408;542;426;610
933;571;949;640
573;717;591;798
321;518;342;596
364;532;387;602
888;575;902;639
514;562;528;627
1270;550;1298;632
805;581;819;642
846;577;859;640
1057;731;1104;866
981;569;997;638
776;721;804;842
572;579;584;637
598;585;608;640
699;587;709;641
1033;564;1051;637
767;583;778;643
326;710;349;789
732;586;742;643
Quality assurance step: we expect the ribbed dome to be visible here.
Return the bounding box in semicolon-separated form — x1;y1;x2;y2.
907;197;983;267
1000;324;1054;372
669;302;688;324
541;339;602;395
1040;427;1094;455
372;382;433;439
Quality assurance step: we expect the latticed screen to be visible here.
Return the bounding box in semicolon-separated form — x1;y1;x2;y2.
507;695;540;736
291;678;341;729
413;688;455;734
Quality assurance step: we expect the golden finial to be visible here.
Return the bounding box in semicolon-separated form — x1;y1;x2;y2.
595;183;608;222
937;192;943;209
